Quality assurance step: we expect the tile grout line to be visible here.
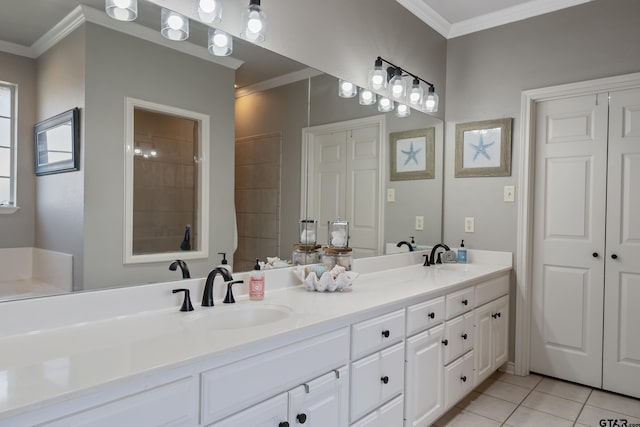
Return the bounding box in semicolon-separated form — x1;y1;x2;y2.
497;377;541;426
572;389;592;427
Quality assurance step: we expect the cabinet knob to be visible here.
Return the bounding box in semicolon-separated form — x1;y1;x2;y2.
381;329;390;338
428;312;435;319
461;299;468;306
461;333;468;340
593;252;599;258
442;339;449;346
492;312;501;319
296;413;307;424
461;375;467;383
381;376;389;384
612;254;618;260
279;423;290;427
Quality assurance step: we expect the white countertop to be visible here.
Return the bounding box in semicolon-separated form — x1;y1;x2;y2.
0;251;511;419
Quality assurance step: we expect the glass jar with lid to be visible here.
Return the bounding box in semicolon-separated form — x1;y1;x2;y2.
299;219;317;245
327;219;349;249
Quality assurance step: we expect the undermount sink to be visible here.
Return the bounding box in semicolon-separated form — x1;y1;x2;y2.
184;304;293;330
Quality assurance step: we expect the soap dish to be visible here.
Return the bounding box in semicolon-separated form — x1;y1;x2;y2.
293;265;358;292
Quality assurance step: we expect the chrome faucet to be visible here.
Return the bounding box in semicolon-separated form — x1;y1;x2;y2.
202;267;233;307
429;243;451;265
169;260;190;279
396;241;414;252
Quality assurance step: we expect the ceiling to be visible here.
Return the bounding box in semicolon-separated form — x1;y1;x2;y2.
396;0;594;38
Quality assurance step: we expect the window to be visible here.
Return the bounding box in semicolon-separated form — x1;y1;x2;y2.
0;82;16;209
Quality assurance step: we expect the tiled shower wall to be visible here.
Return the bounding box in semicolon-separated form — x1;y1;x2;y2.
133;109;197;254
234;133;282;272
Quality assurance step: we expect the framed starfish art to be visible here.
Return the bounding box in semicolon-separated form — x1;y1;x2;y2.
455;118;513;177
390;127;435;181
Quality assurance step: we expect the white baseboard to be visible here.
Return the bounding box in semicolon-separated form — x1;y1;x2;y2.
499;361;516;375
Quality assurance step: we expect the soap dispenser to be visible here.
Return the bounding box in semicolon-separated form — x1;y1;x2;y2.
457;240;468;263
410;236;417;251
217;252;232;274
249;259;265;301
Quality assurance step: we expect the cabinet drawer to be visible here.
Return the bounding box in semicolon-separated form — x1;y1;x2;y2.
444;351;474;410
445;287;475;320
351;309;405;360
208;393;287;427
406;296;445;336
351;395;404;427
443;311;474;364
475;273;509;306
350;341;404;423
201;327;349;425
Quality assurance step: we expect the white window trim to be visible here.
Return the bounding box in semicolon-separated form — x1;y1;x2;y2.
0;81;18;214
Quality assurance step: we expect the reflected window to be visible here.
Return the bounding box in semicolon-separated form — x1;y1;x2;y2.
0;83;16;207
124;98;209;264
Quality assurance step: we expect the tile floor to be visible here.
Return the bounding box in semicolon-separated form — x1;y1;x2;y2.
433;372;640;427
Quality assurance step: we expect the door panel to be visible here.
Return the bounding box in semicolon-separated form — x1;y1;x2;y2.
531;93;608;388
603;88;640;398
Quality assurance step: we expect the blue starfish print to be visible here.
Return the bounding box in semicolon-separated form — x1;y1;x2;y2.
401;141;422;166
470;134;495;162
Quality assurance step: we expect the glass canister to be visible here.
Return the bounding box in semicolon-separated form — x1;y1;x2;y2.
292;244;321;265
322;247;353;271
299;219;318;245
327;219;349;249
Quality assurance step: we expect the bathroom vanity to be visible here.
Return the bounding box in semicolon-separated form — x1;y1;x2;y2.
0;250;511;426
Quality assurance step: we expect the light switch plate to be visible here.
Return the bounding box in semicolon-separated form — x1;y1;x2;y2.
465;217;475;233
504;185;515;202
415;216;424;230
387;188;395;202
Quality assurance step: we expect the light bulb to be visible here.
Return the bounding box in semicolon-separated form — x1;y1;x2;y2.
425;99;435;109
381;98;390;107
213;32;228;47
134;147;141;155
199;0;216;13
106;0;137;21
392;83;403;96
248;11;263;32
168;14;184;30
396;104;411;117
409;92;420;103
341;81;353;92
150;150;158;157
114;0;131;8
362;91;372;101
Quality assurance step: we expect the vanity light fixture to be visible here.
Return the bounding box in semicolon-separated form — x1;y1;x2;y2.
369;56;438;113
424;85;439;113
359;89;376;106
395;103;411;118
161;8;189;41
197;0;222;23
241;0;266;43
208;28;233;56
338;79;357;98
377;96;394;113
105;0;138;21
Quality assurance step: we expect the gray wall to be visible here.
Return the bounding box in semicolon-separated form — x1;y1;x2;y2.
444;0;640;360
82;23;235;290
0;52;36;249
35;26;86;289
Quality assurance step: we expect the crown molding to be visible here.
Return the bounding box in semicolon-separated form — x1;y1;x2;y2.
1;5;243;70
397;0;593;39
448;0;593;38
235;67;323;98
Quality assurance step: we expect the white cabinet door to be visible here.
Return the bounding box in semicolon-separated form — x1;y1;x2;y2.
209;393;288;427
405;324;444;427
603;88;640;399
531;93;608;388
474;296;509;386
289;367;349;427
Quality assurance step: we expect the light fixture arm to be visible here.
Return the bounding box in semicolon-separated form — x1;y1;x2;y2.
376;56;434;90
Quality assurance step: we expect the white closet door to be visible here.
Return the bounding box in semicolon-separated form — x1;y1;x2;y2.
530;93;608;387
603;88;640;398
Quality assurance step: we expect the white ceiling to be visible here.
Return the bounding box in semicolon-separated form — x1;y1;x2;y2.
396;0;594;39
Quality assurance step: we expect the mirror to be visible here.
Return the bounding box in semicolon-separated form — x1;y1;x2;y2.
0;0;444;302
34;107;80;176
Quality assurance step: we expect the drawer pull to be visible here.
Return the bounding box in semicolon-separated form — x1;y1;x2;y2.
381;376;389;384
460;375;467;383
442;339;449;346
461;299;468;306
381;329;390;338
461;333;468;340
296;413;307;424
279;423;290;427
428;312;435;319
492;312;502;319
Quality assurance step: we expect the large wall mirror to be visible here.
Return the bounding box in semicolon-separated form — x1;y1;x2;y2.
0;0;443;302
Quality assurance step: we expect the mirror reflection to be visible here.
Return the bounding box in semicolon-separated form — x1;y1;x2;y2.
0;0;444;302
